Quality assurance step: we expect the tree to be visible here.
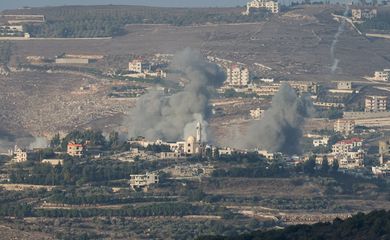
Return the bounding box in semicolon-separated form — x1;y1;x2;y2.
332;160;339;172
321;156;330;175
303;157;316;175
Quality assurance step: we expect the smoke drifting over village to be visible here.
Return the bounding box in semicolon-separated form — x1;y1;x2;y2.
126;48;225;142
230;84;313;155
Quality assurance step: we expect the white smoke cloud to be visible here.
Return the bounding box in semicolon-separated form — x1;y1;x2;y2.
29;137;49;149
330;5;350;74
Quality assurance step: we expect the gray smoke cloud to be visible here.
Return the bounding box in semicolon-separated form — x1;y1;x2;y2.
29;137;49;149
230;83;313;155
330;5;349;74
125;48;225;142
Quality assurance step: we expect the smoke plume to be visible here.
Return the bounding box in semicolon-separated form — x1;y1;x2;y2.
125;48;225;142
330;5;349;74
29;137;49;149
230;83;312;155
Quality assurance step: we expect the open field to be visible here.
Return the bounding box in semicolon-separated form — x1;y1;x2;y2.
4;5;390;81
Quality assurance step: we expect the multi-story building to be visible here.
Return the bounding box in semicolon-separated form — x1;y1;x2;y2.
351;8;377;21
243;0;279;15
334;119;355;136
332;138;363;155
379;138;390;164
128;59;150;73
67;141;84;157
130;172;159;190
283;81;318;94
365;96;387;112
226;65;250;86
332;138;364;169
13;146;28;163
373;70;389;81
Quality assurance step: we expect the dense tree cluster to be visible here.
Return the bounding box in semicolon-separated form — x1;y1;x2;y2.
9;159;164;185
13;6;270;38
0;202;230;218
198;210;390;240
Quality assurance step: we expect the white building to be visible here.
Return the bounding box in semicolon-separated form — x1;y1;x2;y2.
313;136;329;147
42;159;64;166
130;172;159;190
13;146;28;163
365;96;387;112
351;8;377;21
337;81;352;90
373;70;389;81
128;59;150;73
334;119;355;136
250;108;265;120
243;0;279;15
226;65;250;86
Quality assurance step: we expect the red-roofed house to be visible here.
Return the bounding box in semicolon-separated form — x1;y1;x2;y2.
67;141;84;157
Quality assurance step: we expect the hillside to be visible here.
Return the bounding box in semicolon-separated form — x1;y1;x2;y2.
198;210;390;240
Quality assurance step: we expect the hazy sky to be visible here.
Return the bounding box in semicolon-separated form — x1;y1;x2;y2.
0;0;249;10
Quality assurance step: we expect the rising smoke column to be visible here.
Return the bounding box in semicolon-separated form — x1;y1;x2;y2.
330;5;350;74
234;83;313;155
125;48;225;142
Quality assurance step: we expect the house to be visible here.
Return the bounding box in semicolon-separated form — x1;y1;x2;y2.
250;108;265;120
13;145;28;163
42;159;64;166
351;8;377;21
226;64;250;87
334;119;355;136
365;96;387;112
67;141;84;157
332;138;363;155
243;0;279;15
128;59;150;73
313;136;329;147
160;152;179;159
130;172;159;190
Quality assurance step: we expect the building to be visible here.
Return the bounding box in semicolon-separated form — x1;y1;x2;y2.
332;138;363;155
283;81;318;94
226;65;250;86
130;172;159;190
332;138;364;169
351;8;377;21
13;146;28;163
55;58;90;64
334;119;355;136
372;70;390;81
365;96;387;112
184;122;203;155
218;147;236;156
42;159;64;166
67;142;84;157
250;108;265;120
243;0;279;15
379;138;390;165
337;81;352;90
313;136;329;147
160;152;179;159
128;59;150;73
